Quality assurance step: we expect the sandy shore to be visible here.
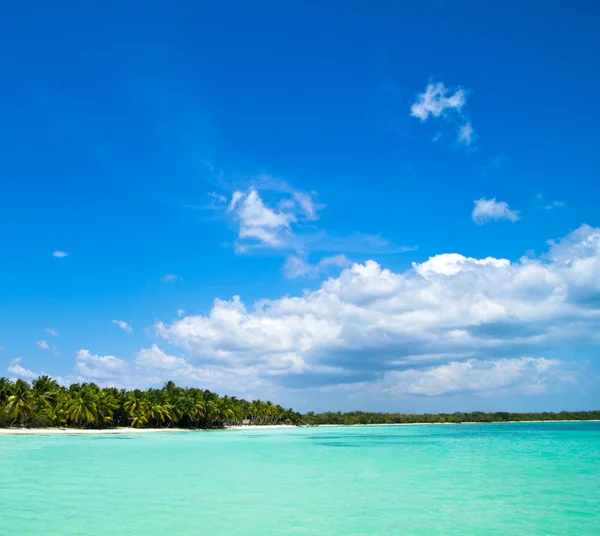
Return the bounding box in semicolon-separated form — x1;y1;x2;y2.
0;420;596;435
0;425;301;435
0;427;191;435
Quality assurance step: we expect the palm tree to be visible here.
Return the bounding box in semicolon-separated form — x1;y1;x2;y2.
65;386;99;427
32;375;59;397
0;377;14;406
5;379;34;425
130;409;149;428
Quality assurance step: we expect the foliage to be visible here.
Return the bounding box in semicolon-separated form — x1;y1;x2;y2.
0;377;304;429
302;410;600;426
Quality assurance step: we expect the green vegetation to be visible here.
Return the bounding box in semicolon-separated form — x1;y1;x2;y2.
0;377;303;429
303;410;600;425
1;376;598;429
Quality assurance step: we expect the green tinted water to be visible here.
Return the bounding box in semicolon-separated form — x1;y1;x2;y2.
1;423;599;535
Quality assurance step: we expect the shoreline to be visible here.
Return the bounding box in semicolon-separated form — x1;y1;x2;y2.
0;420;598;435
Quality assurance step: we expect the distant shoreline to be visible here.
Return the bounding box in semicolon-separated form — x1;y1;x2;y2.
1;420;598;435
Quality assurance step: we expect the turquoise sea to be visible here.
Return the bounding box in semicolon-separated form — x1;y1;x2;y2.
1;422;599;535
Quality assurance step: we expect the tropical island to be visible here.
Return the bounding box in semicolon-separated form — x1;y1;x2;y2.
1;376;598;430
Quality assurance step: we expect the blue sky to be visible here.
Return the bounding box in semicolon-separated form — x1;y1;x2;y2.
1;1;599;412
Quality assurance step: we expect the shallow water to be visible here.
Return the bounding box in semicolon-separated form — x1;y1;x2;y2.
1;422;599;535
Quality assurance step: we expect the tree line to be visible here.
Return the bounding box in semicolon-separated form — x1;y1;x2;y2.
0;377;304;429
1;376;598;429
303;410;600;425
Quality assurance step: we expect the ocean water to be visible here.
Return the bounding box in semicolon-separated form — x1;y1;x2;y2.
1;423;599;535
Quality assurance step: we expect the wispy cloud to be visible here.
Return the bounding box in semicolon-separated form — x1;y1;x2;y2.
284;254;350;279
112;320;133;333
535;193;565;211
52;250;69;258
411;81;475;147
458;122;474;146
201;172;415;276
472;197;520;224
160;273;182;283
177;308;186;318
36;340;50;351
208;191;227;204
45;328;59;336
410;82;466;121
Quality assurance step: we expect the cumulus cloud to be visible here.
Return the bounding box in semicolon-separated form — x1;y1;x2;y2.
160;273;182;283
411;81;474;147
52;251;69;258
472;197;520;224
45;328;59;336
112;320;133;334
70;345;267;394
7;358;38;381
154;225;600;396
74;349;128;380
36;340;50;351
413;253;510;278
375;357;574;397
284;254;350;279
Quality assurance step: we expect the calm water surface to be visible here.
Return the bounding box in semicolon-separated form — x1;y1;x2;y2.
1;422;599;535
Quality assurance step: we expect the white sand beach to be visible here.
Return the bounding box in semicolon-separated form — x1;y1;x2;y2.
0;425;301;435
0;427;191;435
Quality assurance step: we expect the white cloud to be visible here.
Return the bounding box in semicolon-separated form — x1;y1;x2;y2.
472;197;520;224
545;201;565;210
52;251;69;258
375;357;574;396
36;340;50;351
45;328;59;336
177;308;186;318
69;345;266;394
209;175;409;264
284;254;350;279
154;225;600;396
228;188;297;248
160;273;182;283
74;349;128;380
112;320;133;334
458;122;474;146
411;81;475;148
7;358;38;381
293;192;320;221
413;253;510;278
411;82;466;121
